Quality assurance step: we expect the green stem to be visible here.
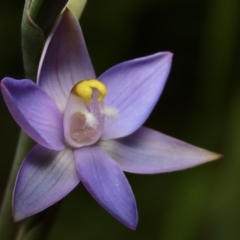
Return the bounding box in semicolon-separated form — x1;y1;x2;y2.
15;203;60;240
29;0;45;20
0;131;34;240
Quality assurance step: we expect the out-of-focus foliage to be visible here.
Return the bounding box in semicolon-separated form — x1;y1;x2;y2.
0;0;240;239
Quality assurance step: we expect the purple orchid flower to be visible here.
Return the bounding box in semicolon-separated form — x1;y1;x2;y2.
1;9;220;229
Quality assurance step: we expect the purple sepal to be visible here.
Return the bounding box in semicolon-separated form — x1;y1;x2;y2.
75;146;138;229
100;127;221;174
99;52;172;140
38;9;95;112
1;78;65;150
13;144;80;221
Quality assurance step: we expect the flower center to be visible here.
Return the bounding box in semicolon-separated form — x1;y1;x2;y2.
63;79;118;148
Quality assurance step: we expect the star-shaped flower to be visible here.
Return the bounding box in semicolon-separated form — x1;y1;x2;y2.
1;9;220;229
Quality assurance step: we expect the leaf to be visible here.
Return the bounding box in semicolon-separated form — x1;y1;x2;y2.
21;0;69;80
22;0;45;80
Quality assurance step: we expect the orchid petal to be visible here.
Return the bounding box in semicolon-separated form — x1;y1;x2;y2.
1;78;64;150
13;144;79;221
75;146;138;229
99;52;172;139
38;9;95;112
99;127;221;174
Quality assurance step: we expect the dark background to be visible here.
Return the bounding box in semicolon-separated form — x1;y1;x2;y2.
1;0;240;239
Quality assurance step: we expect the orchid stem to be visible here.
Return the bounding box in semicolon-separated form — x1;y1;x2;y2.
15;203;60;240
0;131;34;240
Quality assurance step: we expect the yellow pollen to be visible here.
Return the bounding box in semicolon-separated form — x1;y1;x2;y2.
73;79;107;102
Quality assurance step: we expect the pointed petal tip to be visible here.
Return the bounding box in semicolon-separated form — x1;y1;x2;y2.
1;77;9;89
118;209;138;230
159;51;173;60
120;206;138;230
197;147;222;164
182;148;222;168
128;217;138;230
12;213;23;222
206;151;223;162
152;51;173;62
114;214;138;229
165;51;174;58
128;225;137;231
131;226;137;231
12;206;29;222
167;52;173;62
12;198;32;222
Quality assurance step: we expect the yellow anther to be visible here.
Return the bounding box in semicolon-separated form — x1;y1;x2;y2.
87;80;107;101
73;79;107;102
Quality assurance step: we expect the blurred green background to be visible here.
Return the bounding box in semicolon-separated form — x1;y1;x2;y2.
1;0;240;239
